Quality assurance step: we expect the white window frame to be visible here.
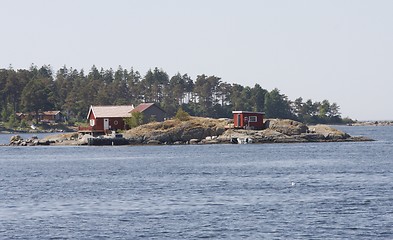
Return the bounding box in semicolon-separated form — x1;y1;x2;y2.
90;119;95;126
249;116;257;123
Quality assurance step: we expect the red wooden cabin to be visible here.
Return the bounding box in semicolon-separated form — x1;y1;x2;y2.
79;105;135;136
232;111;265;130
78;103;167;136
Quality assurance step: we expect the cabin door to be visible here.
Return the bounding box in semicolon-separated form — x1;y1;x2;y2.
237;114;241;127
104;118;109;130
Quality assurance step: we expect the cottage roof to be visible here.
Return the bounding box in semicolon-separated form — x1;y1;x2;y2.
232;111;265;115
131;103;164;113
88;105;134;119
43;110;61;115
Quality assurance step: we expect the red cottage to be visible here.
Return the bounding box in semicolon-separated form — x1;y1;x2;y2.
232;111;265;130
79;105;135;136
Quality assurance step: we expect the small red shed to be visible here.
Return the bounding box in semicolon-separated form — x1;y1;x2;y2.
232;111;265;130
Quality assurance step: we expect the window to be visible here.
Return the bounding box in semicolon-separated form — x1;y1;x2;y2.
90;119;95;126
249;116;257;122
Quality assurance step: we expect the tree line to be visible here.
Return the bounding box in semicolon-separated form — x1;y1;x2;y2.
0;65;349;126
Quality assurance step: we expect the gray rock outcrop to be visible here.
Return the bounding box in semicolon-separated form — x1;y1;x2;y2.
264;119;308;135
218;119;372;144
9;133;81;146
123;117;227;145
308;124;350;140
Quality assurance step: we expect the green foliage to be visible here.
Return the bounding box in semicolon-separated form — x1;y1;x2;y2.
194;74;221;116
175;108;190;121
264;88;294;119
251;84;267;112
342;117;355;125
292;97;343;124
20;119;28;128
21;78;54;122
1;106;10;122
0;65;346;126
6;112;18;128
124;111;144;128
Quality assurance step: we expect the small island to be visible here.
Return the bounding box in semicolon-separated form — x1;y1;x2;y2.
0;65;376;146
8;117;373;146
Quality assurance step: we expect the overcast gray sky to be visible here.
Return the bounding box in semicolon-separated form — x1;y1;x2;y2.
1;0;392;120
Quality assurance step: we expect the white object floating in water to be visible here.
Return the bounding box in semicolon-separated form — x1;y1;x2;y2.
291;181;295;186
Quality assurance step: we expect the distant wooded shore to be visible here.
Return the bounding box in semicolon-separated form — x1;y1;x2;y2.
349;121;393;126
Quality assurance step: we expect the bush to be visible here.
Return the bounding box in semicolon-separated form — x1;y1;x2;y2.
20;120;28;128
175;108;190;121
124;111;144;128
6;114;18;128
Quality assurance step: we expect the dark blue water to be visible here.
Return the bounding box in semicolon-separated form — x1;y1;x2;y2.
0;126;392;239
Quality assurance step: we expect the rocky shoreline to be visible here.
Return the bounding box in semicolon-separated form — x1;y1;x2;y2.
8;133;80;146
7;118;374;146
350;120;393;126
218;124;371;144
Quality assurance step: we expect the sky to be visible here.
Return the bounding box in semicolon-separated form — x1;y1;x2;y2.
1;0;392;120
